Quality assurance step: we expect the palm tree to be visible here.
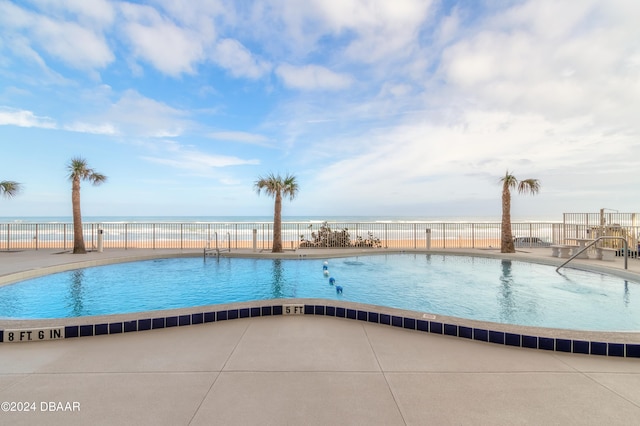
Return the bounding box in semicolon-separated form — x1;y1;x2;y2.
0;180;21;198
500;171;540;253
67;157;107;254
254;172;299;253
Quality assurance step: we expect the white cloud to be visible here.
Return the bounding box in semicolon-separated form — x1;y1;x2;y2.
27;0;116;28
119;3;207;76
105;90;191;138
436;0;640;128
145;152;259;169
330;0;433;63
208;131;271;146
0;107;56;128
36;19;114;70
117;1;233;77
276;64;353;90
247;0;433;64
141;143;260;178
0;0;114;70
63;122;117;135
213;38;271;79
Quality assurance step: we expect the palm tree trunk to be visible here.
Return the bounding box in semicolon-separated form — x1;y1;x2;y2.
501;186;514;253
72;177;86;254
272;192;283;253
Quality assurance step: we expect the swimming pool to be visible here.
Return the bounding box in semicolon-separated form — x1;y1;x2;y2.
0;254;638;331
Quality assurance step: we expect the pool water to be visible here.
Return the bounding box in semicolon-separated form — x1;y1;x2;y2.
0;254;638;331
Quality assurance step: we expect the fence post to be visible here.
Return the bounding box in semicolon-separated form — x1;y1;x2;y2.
442;223;446;249
234;223;238;249
6;223;9;251
253;229;257;252
125;223;128;250
384;223;388;249
471;223;475;249
426;228;431;250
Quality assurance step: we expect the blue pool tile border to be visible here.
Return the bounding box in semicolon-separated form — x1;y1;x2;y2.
178;315;190;326
539;337;554;351
573;340;589;354
608;343;625;357
65;325;79;338
192;313;204;324
522;335;537;349
459;326;473;339
380;313;390;325
1;302;638;357
505;333;520;346
489;331;505;345
430;322;443;334
627;344;640;357
358;310;368;322
473;328;489;342
95;323;108;336
124;320;137;333
403;317;416;330
166;316;178;328
391;315;403;327
152;317;165;329
444;324;457;336
138;319;152;331
556;339;571;353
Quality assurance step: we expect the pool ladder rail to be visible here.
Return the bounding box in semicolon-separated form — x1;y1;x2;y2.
204;232;231;259
556;236;629;272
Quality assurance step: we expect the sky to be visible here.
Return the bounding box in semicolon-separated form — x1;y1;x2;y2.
0;0;639;219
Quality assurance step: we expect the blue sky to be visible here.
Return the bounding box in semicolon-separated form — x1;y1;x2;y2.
1;0;638;219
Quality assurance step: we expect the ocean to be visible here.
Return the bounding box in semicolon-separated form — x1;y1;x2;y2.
0;215;562;224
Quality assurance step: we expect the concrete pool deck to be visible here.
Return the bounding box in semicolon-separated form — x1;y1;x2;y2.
0;248;639;425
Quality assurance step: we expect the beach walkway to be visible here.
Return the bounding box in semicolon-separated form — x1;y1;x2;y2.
1;248;639;425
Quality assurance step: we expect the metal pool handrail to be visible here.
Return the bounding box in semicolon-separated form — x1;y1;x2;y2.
556;236;628;272
204;231;231;258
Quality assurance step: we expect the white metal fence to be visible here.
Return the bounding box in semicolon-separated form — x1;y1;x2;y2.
2;219;638;252
563;212;640;250
0;221;563;251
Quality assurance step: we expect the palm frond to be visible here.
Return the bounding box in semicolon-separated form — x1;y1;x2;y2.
0;180;21;198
